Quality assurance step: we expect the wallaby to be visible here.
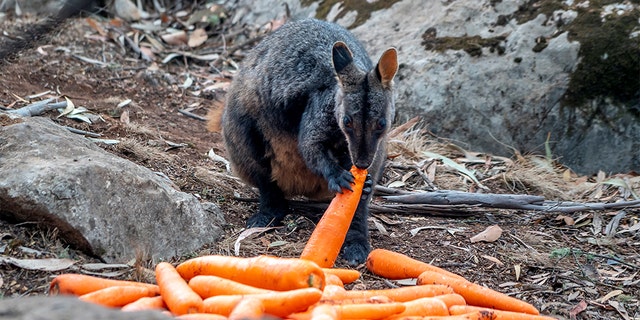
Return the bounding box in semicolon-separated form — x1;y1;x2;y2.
220;18;398;265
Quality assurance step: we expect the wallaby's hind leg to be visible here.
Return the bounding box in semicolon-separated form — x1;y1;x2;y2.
248;180;289;227
223;113;289;227
341;174;374;265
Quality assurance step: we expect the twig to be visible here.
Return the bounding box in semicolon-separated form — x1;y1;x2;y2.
64;126;102;138
8;99;67;117
178;109;207;121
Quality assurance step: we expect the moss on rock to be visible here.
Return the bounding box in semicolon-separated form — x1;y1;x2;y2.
302;0;401;28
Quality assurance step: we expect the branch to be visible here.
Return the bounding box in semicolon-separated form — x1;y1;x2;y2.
8;99;67;117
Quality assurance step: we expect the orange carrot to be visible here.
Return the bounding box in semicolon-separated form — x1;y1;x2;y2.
318;295;393;305
176;255;325;291
300;166;368;268
156;262;203;315
201;287;323;317
433;293;467;308
49;273;159;296
188;275;271;298
291;302;405;320
324;273;345;287
121;296;166;312
417;271;539;315
322;283;454;302
228;297;265;320
311;304;339;320
78;285;157;308
449;305;558;320
387;297;449;318
403;311;497;320
366;249;466;281
322;268;361;284
176;314;228;320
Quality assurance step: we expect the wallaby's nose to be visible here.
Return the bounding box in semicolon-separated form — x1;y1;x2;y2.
354;160;370;169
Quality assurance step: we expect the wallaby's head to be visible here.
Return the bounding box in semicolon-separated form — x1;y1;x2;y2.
332;41;398;170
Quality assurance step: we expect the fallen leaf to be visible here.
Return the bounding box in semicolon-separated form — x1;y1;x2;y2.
598;289;623;303
234;227;278;256
395;278;417;286
556;215;575;226
608;300;631;320
188;28;208;47
569;300;587;319
120;109;130;124
470;225;503;243
80;263;130;271
267;240;288;248
481;254;504;266
514;264;521;281
0;256;75;271
372;218;388;236
161;31;188;46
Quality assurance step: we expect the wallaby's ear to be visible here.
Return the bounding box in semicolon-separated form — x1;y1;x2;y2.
332;41;354;74
376;48;398;88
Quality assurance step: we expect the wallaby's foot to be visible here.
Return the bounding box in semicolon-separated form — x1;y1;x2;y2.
246;210;285;228
341;236;371;266
327;169;354;193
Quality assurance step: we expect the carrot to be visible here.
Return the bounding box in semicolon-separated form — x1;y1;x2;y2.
322;268;361;284
386;297;449;318
366;249;466;281
176;255;325;291
417;271;539;315
433;293;467;308
49;273;159;296
291;302;406;320
228;297;265;320
300;166;368;268
311;304;339;320
399;311;497;320
155;262;203;315
121;296;166;311
188;275;271;298
324;273;345;287
78;285;157;308
322;283;454;302
318;295;393;305
176;314;228;320
201;287;323;317
449;305;558;320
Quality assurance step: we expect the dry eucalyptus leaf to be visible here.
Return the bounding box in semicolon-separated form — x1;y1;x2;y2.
0;256;75;271
162;31;188;46
234;227;278;256
470;225;503;243
556;215;575;226
481;254;504;266
188;28;208;48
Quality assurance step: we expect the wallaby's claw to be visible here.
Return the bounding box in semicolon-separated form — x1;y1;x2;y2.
328;169;354;193
361;173;373;199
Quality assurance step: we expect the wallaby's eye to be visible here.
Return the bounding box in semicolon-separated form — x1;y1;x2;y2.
376;118;386;131
343;115;353;129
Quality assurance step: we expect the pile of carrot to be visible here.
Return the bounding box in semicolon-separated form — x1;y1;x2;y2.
47;166;557;319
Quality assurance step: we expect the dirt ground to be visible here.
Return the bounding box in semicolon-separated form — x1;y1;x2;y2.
0;5;638;320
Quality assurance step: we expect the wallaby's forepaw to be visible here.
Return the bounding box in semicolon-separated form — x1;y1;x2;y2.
246;212;283;228
327;169;354;193
361;173;373;200
340;239;371;266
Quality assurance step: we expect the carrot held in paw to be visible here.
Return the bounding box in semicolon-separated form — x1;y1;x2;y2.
176;255;325;291
121;296;166;311
418;271;539;315
156;262;203;315
322;268;361;284
188;275;271;298
449;305;558;320
49;273;159;296
78;285;157;308
300;166;368;268
366;248;466;281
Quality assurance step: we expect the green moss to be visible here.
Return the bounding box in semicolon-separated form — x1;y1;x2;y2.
302;0;401;28
563;9;640;110
421;27;506;57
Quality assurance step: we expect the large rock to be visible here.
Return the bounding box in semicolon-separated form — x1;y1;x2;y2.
0;115;224;262
0;296;172;320
228;0;640;174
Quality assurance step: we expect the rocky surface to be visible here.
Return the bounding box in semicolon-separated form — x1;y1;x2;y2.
0;114;224;263
0;296;172;320
229;0;640;175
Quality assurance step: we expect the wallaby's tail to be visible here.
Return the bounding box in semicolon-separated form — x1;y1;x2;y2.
0;0;97;62
206;99;225;133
